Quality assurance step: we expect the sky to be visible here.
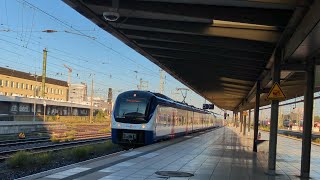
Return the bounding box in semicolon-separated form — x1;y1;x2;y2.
0;0;221;112
0;0;319;118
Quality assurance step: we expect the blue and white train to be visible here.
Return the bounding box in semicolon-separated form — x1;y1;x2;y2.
111;91;223;146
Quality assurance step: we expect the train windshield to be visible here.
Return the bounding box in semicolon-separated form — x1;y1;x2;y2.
115;98;148;123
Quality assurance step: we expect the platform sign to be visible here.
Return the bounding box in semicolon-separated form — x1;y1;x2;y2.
203;104;214;109
243;111;248;116
316;65;320;88
266;82;286;100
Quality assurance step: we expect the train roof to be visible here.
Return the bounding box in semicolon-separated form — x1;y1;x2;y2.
118;90;212;114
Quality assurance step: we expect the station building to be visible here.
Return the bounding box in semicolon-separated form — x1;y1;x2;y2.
69;83;87;103
0;67;68;101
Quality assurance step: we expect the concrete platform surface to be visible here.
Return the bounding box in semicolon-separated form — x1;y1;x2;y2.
18;127;320;180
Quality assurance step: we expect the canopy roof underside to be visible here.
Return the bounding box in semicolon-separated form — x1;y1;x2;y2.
64;0;320;111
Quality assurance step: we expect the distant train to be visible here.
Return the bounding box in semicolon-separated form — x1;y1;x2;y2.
111;90;223;146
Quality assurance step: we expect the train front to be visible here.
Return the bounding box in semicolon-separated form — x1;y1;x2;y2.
111;91;155;146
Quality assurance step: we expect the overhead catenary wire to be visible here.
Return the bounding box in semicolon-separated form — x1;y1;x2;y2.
0;34;178;94
17;0;160;76
3;1;195;104
0;32;157;85
0;37;136;87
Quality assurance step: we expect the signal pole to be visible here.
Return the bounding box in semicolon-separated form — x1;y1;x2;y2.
63;64;72;101
139;78;148;90
159;69;165;94
41;48;47;98
107;88;113;115
90;78;94;123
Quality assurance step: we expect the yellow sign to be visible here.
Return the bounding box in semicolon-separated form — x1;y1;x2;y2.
243;111;248;116
267;83;286;100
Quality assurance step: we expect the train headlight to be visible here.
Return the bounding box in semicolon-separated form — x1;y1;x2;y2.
117;123;121;127
142;124;146;129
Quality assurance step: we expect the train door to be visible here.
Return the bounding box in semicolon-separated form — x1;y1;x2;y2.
170;107;175;138
191;111;194;132
185;110;189;135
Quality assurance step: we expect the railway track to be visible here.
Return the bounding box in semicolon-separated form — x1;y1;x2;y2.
278;129;320;139
0;136;111;161
0;132;111;147
0;137;51;147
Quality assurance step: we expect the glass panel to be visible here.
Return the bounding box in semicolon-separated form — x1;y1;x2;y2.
116;98;147;118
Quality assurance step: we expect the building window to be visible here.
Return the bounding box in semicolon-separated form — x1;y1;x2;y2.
62;90;63;95
21;83;24;89
46;87;48;93
11;81;14;88
51;88;53;93
5;80;8;87
26;84;29;90
0;80;2;86
16;82;20;89
31;85;34;90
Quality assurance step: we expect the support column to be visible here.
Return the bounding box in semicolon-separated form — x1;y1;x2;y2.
233;112;236;127
248;110;251;133
301;58;316;178
237;112;239;128
253;81;260;152
235;112;238;128
268;50;281;175
243;113;247;136
240;111;243;133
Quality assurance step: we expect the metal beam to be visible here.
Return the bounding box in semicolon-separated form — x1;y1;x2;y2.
253;81;260;152
300;58;316;178
268;49;281;175
281;63;306;71
136;39;272;61
155;57;265;71
138;0;297;10
124;30;275;53
234;2;310;111
284;0;320;60
240;111;243;133
148;48;266;63
110;19;281;42
248;109;251;133
243;113;247;136
85;0;294;26
87;4;211;23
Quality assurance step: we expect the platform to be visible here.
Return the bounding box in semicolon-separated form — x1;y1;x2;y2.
19;127;320;180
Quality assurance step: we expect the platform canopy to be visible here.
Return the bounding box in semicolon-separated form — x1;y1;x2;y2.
64;0;320;111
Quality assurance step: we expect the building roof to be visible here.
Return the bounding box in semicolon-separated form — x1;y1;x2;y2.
0;67;68;87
